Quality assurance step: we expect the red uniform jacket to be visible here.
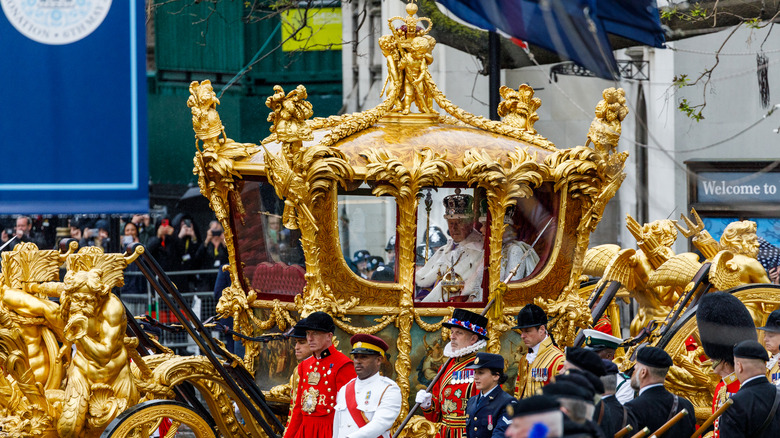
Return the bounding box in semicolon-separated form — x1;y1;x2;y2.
284;345;356;438
422;353;477;438
712;373;740;438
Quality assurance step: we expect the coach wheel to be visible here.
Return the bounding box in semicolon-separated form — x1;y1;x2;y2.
101;399;217;438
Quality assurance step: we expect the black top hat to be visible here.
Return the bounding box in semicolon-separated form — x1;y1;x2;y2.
443;308;488;339
636;346;673;368
466;352;505;370
566;347;606;377
696;292;757;365
296;311;335;333
350;334;389;357
443;189;474;219
506;396;560;418
513;304;547;329
758;309;780;333
733;340;770;361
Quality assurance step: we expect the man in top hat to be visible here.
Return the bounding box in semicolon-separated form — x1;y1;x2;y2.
333;334;401;438
417;189;485;303
696;292;757;437
624;346;695;438
417;309;488;438
503;395;563;438
513;304;565;399
582;328;633;404
719;340;780;437
283;312;357;438
758;308;780;385
594;360;628;438
464;352;516;438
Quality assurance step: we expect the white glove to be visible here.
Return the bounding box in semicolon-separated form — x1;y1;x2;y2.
415;389;432;408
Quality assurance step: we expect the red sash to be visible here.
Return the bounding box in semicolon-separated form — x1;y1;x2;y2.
345;379;382;438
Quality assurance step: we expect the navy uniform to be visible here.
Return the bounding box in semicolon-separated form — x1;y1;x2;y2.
544;372;605;438
283;312;357;438
464;353;515;438
624;347;695;438
758;309;780;385
594;361;628;438
719;340;780;438
333;334;401;438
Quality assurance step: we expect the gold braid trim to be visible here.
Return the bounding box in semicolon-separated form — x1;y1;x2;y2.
414;310;452;332
334;315;398;335
249;298;295;332
427;79;557;151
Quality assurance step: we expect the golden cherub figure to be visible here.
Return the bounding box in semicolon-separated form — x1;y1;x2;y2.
265;84;314;144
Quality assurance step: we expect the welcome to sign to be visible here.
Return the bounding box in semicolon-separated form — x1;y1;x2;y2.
696;171;780;204
0;1;147;214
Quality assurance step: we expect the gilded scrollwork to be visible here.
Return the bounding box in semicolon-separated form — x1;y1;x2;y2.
497;84;542;134
463;147;547;351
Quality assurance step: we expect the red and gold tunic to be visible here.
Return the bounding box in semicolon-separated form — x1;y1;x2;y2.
422;352;477;438
283;345;356;438
514;336;564;399
594;315;612;335
711;373;740;438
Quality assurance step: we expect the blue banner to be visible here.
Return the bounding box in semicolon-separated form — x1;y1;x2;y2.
0;0;147;214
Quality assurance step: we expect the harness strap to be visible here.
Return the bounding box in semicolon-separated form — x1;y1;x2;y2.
756;386;780;435
667;395;679;422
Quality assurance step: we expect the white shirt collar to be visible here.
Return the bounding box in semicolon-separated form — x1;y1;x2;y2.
356;371;382;387
741;375;766;386
525;335;548;363
638;383;664;396
481;385;499;398
768;352;780;369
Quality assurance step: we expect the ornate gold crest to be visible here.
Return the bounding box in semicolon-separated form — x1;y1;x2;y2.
301;387;320;413
441;399;457;414
308;370;321;386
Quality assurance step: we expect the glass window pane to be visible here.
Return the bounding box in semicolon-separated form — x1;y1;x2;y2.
337;193;397;282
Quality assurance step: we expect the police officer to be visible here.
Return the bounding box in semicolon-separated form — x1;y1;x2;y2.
464;352;516;438
719;340;780;437
513;304;565;399
757;308;780;385
417;308;488;438
283;312;356;438
333;334;401;438
624;347;695;438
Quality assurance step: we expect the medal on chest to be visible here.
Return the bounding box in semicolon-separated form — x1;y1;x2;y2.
365;390;371;405
452;369;474;384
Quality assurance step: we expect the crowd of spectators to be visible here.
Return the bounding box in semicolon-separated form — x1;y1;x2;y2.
0;213;228;293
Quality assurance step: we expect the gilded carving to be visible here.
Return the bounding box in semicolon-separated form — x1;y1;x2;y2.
497;84;542;134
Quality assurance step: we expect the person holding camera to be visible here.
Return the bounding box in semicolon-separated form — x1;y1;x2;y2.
197;220;229;291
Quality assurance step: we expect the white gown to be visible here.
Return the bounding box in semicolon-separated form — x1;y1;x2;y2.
415;230;484;302
500;230;540;281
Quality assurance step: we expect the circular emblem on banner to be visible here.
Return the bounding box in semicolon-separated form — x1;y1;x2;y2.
1;0;112;45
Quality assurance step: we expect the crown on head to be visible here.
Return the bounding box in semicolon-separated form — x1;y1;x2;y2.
443;188;474;219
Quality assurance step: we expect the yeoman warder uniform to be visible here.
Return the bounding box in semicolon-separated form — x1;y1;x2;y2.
464;353;516;438
333;334;402;438
719;341;780;438
696;291;757;438
283;312;357;438
420;309;488;438
513;304;564;399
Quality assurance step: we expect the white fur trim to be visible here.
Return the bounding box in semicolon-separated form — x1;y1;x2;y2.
443;339;487;358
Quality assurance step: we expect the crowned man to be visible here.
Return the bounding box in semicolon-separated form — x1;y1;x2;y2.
284;312;357;438
417;190;485;303
757;309;780;385
416;309;489;438
333;334;402;438
513;304;565;399
696;292;758;438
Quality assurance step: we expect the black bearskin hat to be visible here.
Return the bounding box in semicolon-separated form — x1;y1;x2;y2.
696;292;757;366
